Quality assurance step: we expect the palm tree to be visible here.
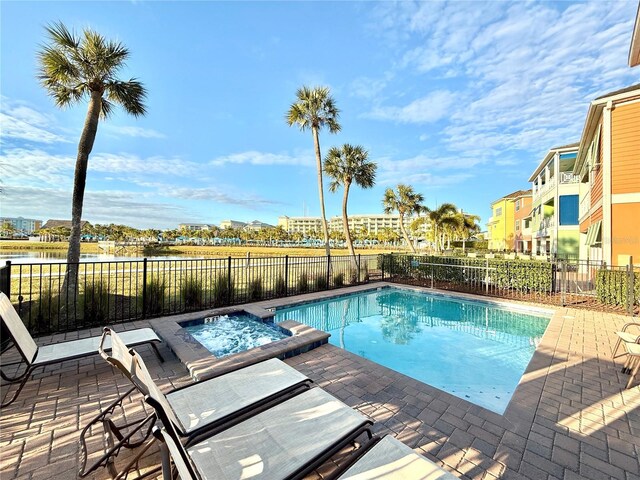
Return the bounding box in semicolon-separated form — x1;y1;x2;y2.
382;184;424;253
425;203;458;253
38;22;147;295
324;144;377;264
454;211;481;253
286;86;341;256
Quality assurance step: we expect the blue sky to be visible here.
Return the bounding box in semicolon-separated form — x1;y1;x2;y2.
1;0;638;230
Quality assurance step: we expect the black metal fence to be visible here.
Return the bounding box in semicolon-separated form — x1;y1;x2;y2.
0;255;380;335
380;254;639;315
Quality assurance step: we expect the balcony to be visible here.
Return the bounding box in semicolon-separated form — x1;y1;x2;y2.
560;172;580;184
534;177;556;201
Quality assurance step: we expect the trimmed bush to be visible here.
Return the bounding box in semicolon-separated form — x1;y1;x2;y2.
274;274;287;297
349;268;359;284
180;275;204;311
248;277;263;301
82;280;112;324
596;269;640;307
212;273;234;307
314;275;328;290
145;277;165;315
333;272;345;287
297;272;309;293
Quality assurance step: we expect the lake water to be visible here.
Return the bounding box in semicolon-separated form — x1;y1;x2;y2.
0;250;203;265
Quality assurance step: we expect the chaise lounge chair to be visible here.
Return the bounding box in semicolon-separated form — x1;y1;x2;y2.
91;327;314;478
0;292;163;408
612;322;640;359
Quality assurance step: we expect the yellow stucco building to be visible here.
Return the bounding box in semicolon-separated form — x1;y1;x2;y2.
487;190;530;251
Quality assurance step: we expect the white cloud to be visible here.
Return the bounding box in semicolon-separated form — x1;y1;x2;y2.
210;150;314;167
375;152;479;187
103;125;166;139
365;90;456;124
164;187;283;208
0;98;68;144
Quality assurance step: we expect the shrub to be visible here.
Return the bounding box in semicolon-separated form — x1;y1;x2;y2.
360;264;370;282
32;285;60;332
349;268;359;284
248;277;263;301
144;277;166;316
82;280;112;324
297;272;309;293
212;273;234;307
314;275;328;290
274;274;287;297
596;269;640;307
180;275;203;311
333;272;345;287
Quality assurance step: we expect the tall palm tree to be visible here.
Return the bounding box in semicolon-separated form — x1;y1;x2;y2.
286;86;341;256
324;144;377;265
38;22;147;295
382;184;424;253
425;203;458;253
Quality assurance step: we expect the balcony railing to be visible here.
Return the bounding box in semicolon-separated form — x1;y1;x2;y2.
534;177;556;198
560;172;580;184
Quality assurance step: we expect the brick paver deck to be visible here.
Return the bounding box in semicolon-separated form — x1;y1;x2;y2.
1;293;639;480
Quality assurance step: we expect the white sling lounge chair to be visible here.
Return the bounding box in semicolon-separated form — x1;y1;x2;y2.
0;292;163;408
91;327;315;479
612;322;640;360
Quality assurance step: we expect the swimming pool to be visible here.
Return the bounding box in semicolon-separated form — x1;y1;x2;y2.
274;287;550;413
183;314;290;358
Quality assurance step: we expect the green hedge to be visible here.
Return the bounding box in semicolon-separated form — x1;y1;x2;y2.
380;254;553;293
596;270;640;307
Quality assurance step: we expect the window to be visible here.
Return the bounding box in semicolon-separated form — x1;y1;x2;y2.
515;200;520;211
559;195;579;225
516;220;520;231
524;219;530;229
495;207;502;216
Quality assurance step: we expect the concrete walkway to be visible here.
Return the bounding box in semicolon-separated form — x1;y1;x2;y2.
1;303;639;479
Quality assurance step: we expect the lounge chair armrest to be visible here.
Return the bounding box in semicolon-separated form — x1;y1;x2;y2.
621;322;640;332
98;327;112;359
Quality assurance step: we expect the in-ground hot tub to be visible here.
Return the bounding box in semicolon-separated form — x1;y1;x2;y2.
181;313;291;358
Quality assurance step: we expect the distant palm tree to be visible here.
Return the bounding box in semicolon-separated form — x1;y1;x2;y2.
425;203;458;253
454;211;481;253
382;184;424;253
286;86;341;256
38;22;147;295
324;144;377;265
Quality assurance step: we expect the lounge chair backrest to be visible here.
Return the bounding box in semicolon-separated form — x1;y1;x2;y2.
155;426;198;480
99;328;148;394
129;348;182;429
0;292;38;364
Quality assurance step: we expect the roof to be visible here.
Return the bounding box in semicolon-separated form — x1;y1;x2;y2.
594;83;640;100
629;2;640;67
490;189;530;206
528;143;579;182
41;220;89;230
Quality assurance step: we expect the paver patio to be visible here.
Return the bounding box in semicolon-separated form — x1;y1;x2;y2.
1;289;639;480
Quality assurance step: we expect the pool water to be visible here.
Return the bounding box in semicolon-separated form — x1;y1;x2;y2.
274;288;550;414
184;314;289;358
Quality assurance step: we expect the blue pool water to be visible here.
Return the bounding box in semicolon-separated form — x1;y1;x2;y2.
184;314;289;358
274;287;550;413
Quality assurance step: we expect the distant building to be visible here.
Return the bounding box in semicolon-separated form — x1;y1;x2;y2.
528;143;581;256
41;219;89;230
243;220;274;231
487;190;531;251
0;217;42;235
277;216;323;235
178;223;214;231
279;214;427;237
219;220;248;229
513;190;533;253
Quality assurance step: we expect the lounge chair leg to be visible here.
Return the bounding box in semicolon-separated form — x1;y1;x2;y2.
0;366;34;408
613;337;622;358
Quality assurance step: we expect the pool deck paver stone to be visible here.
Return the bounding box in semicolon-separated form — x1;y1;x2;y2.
1;285;639;480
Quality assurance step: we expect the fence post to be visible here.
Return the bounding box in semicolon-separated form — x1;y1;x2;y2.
358;254;362;283
561;259;566;307
227;256;232;305
326;255;331;289
485;259;489;294
431;261;434;289
284;255;289;296
142;258;148;319
381;255;385;280
0;261;10;296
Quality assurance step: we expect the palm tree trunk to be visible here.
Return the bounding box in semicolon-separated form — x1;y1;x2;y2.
341;181;358;270
63;90;102;305
398;214;416;253
312;127;330;256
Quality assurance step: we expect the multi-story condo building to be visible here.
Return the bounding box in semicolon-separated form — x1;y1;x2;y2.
178;223;214;231
279;214;428;237
528;144;581;256
0;217;42;235
513;190;533;253
573;84;640;266
243;220;274;231
487;190;529;251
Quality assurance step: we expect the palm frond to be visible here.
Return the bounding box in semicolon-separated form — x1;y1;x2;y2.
105;79;147;116
45;22;79;50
